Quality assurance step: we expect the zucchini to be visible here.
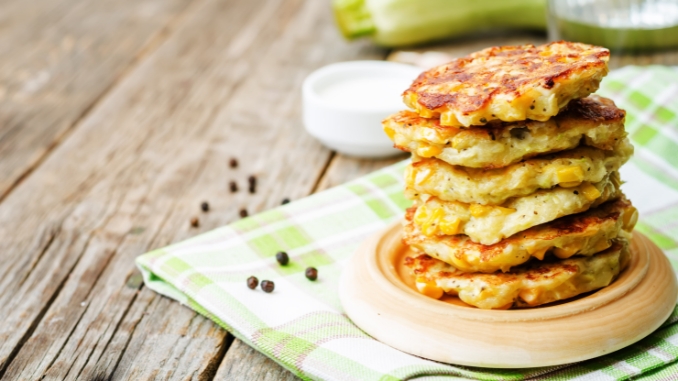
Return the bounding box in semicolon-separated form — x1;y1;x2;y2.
333;0;547;47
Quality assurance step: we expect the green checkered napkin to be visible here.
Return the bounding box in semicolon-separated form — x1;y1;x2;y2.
137;66;678;381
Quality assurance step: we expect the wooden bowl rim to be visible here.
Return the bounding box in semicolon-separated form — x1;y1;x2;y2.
372;221;648;322
339;222;678;367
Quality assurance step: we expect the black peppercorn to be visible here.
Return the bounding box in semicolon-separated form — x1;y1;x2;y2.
247;276;258;289
201;201;209;212
248;175;257;194
261;280;275;293
190;217;199;228
281;198;290;205
275;251;289;266
229;181;238;193
239;208;248;218
305;267;318;281
229;158;238;168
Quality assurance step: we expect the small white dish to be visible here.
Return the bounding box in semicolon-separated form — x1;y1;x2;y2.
302;61;421;158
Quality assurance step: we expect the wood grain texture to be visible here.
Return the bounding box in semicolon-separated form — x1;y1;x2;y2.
340;225;678;368
0;0;384;379
111;289;230;381
2;0;678;377
1;0;295;376
0;0;273;373
315;154;407;192
213;339;298;381
0;0;193;200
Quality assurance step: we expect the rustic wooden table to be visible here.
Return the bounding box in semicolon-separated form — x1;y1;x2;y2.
1;0;677;380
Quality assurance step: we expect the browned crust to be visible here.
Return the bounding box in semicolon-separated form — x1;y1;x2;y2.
405;41;609;115
404;198;629;263
559;95;626;122
406;253;580;284
393;144;411;153
406;242;623;280
392;95;624;136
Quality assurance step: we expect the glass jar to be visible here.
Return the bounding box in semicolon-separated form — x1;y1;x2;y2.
548;0;678;51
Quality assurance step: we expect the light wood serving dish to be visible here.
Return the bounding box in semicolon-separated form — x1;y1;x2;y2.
339;222;678;368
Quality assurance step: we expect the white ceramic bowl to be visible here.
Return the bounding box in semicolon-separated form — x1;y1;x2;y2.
302;61;421;158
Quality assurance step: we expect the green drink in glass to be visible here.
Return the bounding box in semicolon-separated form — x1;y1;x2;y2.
548;0;678;52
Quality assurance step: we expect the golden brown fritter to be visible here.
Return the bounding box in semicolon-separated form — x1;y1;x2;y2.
403;41;610;127
384;95;627;169
403;198;637;273
406;240;630;309
404;139;633;205
411;172;621;245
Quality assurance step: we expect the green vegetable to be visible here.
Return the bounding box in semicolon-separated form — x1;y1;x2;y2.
332;0;547;47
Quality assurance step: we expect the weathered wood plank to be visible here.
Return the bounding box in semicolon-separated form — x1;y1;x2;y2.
0;0;296;377
0;0;384;380
315;154;407;192
0;0;194;200
112;1;388;379
213;339;298;381
110;289;230;381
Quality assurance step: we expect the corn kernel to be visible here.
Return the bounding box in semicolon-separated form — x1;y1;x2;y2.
557;166;585;185
450;256;471;270
525;244;540;255
418;145;443;158
560;181;583;188
413;206;430;225
553;242;582;258
519;288;541;305
414;168;434;185
421;208;444;236
383;126;396;140
440;111;455;125
431;207;444;218
470;204;493;217
421;223;436;236
579;182;601;201
405;93;418;107
439;218;460;235
416;280;444;299
622;206;638;231
469;204;515;217
404;166;416;185
495;206;517;215
593;238;611;253
419;108;434;118
530;247;549;261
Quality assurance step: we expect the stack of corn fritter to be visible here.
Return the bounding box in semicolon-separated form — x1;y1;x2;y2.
384;42;638;309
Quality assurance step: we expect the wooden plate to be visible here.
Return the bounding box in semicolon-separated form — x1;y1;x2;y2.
339;222;678;368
